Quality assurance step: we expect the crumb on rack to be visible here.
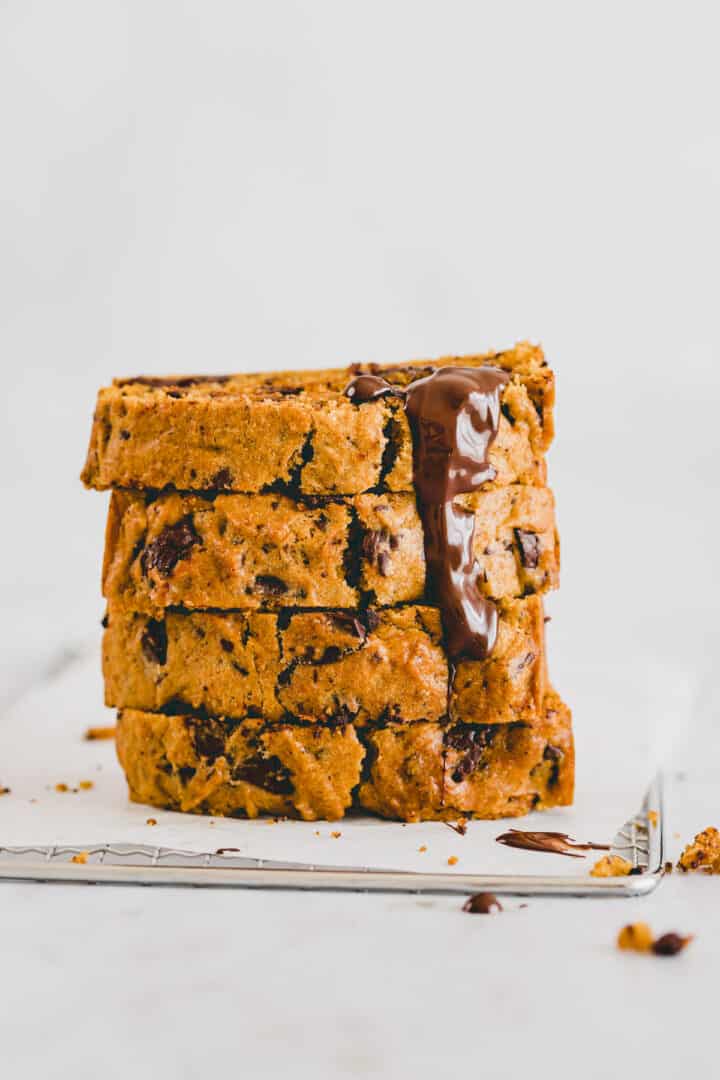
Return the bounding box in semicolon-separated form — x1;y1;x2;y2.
648;810;658;827
79;780;94;791
146;817;157;826
55;783;69;793
617;923;654;952
71;852;89;865
83;726;116;741
0;786;10;796
418;845;427;853
678;827;720;873
331;831;342;839
664;861;673;875
590;854;633;878
447;855;459;866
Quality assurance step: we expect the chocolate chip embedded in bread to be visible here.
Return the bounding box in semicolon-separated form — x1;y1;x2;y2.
233;755;294;795
515;529;540;569
445;726;495;783
255;575;288;596
141;618;168;665
141;518;200;577
211;467;234;490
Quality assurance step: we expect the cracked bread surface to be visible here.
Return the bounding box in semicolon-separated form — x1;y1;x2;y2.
82;343;553;495
102;485;558;615
103;597;547;725
115;691;572;822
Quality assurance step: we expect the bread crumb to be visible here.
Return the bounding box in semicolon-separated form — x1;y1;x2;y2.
0;786;10;796
84;726;116;741
418;845;427;853
146;817;157;826
71;851;89;865
55;783;69;793
664;861;673;875
648;810;658;827
617;923;693;955
678;827;720;873
591;854;633;877
79;780;94;791
331;831;342;839
447;855;459;866
617;923;654;952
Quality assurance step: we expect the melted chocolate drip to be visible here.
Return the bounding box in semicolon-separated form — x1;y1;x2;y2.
344;365;509;663
344;374;403;403
495;829;611;859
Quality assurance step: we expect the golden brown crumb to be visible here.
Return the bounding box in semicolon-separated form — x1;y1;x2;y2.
447;855;459;866
591;854;633;878
648;810;658;828
418;845;427;853
0;786;10;796
146;817;157;826
678;827;720;873
78;780;94;791
664;861;673;875
84;725;116;741
55;783;69;793
71;851;89;865
331;831;342;839
617;923;654;952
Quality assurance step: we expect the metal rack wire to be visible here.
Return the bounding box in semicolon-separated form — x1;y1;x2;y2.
0;775;663;896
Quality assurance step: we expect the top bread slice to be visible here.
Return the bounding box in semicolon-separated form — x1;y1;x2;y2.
81;342;554;495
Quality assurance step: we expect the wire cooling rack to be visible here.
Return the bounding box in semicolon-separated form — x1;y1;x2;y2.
0;775;663;895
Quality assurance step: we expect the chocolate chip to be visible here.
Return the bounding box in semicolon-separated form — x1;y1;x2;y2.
364;609;381;633
515;529;540;569
445;726;494;783
271;386;303;396
543;744;562;762
119;429;131;440
219;638;234;653
652;932;692;956
327;612;366;639
101;614;109;629
141;618;168;665
255;575;288;596
320;646;342;664
141;518;200;577
463;892;503;914
185;718;227;762
500;403;515;427
211;467;233;490
178;766;196;782
361;529;395;575
233;755;293;795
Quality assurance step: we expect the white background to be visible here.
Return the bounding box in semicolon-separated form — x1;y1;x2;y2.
1;3;719;1077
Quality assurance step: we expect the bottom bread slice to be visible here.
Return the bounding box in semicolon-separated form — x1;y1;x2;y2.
116;692;573;822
